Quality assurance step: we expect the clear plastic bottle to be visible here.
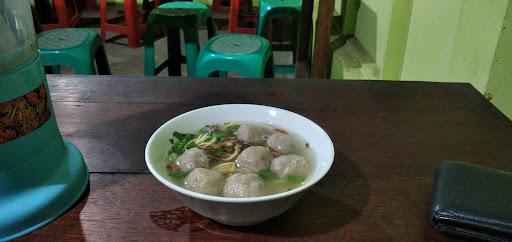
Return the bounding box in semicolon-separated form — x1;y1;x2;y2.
0;0;38;74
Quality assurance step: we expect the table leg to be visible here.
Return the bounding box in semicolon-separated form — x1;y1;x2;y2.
295;0;314;78
311;0;334;79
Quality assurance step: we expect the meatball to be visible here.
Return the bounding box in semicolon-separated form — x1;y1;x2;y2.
223;173;265;198
236;146;272;173
177;147;209;172
270;154;309;178
267;133;298;155
234;124;270;145
184;168;224;196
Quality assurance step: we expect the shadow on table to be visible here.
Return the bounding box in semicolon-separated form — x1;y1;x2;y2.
18;182;90;241
149;151;371;238
230;151;370;237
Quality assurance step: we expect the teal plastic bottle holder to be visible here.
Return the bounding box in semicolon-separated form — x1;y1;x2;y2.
0;54;89;241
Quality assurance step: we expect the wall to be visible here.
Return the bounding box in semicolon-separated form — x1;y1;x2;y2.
354;0;393;74
487;1;512;120
400;0;463;83
381;0;412;80
447;0;508;91
400;0;508;92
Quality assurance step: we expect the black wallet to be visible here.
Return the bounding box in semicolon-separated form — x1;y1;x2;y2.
431;161;512;241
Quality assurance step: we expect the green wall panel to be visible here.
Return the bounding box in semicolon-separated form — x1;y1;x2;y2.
487;1;512;120
354;0;393;73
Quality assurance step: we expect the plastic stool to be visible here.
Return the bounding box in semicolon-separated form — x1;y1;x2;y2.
35;0;80;31
196;34;273;78
38;28;111;75
228;0;257;34
100;0;161;48
144;1;216;77
257;0;301;58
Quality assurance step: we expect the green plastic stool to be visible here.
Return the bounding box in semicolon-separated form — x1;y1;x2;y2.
196;34;274;78
257;0;301;60
38;28;111;75
144;1;216;77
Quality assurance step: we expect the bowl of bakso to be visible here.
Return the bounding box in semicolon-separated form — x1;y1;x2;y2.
145;104;334;226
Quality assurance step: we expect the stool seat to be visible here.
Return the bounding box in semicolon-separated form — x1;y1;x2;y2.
38;28;111;75
210;34;263;54
261;0;302;9
156;1;208;16
144;1;216;76
38;29;89;49
196;34;273;78
152;1;211;26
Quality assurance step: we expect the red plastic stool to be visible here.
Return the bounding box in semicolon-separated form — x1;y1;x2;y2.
38;0;80;31
212;0;223;11
85;0;96;10
100;0;161;48
228;0;257;34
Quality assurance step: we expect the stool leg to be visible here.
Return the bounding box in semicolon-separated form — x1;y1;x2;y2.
228;0;239;33
125;0;141;48
167;27;182;76
219;71;228;78
257;13;270;36
206;17;217;39
54;0;70;28
100;0;107;40
144;15;157;76
51;66;61;74
212;0;222;11
183;28;200;77
95;45;112;75
291;17;299;63
86;0;96;10
144;41;156;75
264;54;274;78
74;59;96;75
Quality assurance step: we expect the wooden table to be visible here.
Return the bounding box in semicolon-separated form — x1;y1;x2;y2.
18;75;512;241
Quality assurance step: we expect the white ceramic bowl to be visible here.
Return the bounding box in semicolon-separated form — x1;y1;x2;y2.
145;104;334;226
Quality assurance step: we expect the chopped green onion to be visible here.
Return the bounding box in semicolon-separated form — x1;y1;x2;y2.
198;127;206;134
224;146;235;153
184;141;197;149
169;153;178;164
214;133;226;142
260;170;278;181
287;175;306;183
169;171;188;179
212;147;224;155
227;124;240;133
172;131;195;141
169;131;197;155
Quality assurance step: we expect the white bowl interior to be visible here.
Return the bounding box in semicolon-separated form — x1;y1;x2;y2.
145;104;334;203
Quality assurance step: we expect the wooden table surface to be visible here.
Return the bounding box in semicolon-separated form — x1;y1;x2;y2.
17;75;512;241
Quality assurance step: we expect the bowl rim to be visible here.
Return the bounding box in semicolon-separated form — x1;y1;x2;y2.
145;104;335;203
